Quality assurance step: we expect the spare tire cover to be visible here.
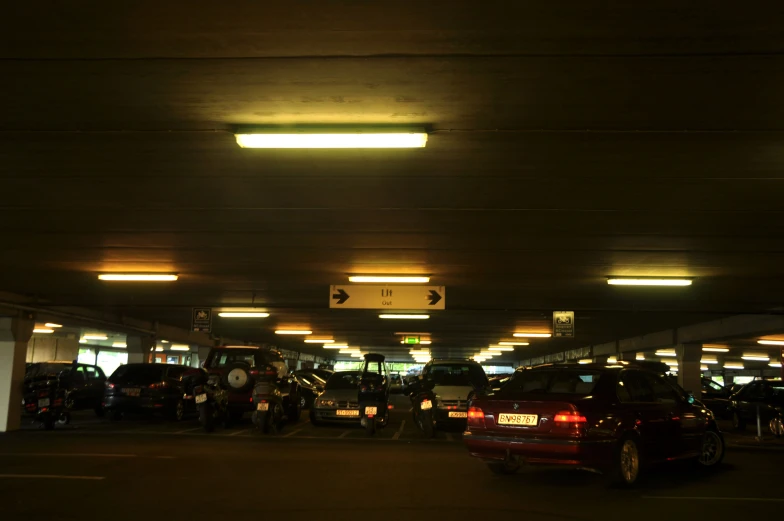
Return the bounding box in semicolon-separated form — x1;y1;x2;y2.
223;363;253;392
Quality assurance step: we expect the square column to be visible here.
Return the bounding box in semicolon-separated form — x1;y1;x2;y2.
0;316;34;432
127;336;154;364
676;343;702;396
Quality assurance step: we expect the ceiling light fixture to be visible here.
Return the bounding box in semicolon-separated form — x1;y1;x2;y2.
161;340;170;344
275;330;312;335
489;347;514;351
45;323;62;328
702;346;730;353
742;355;771;361
700;358;719;364
235;132;428;149
724;363;744;370
112;342;127;348
512;333;552;338
770;362;782;368
758;340;784;346
83;334;108;341
636;353;645;360
419;340;432;345
304;339;335;344
155;347;163;352
33;328;54;334
339;349;360;354
323;345;349;349
655;349;677;357
348;276;430;283
170;345;190;351
607;278;692;286
350;353;366;358
578;359;593;364
98;273;178;282
701;365;709;371
498;341;530;346
218;312;270;318
379;314;429;320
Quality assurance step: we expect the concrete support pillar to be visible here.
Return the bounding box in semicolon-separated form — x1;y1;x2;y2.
0;315;34;432
196;346;211;368
127;336;154;364
676;343;702;396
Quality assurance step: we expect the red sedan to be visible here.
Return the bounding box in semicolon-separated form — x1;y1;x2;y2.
463;363;724;486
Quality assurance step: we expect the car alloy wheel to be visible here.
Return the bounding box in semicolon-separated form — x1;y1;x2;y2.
698;430;723;467
770;417;784;438
174;399;185;421
620;439;639;485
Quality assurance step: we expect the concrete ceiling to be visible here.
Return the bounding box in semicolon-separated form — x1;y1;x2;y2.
2;2;784;361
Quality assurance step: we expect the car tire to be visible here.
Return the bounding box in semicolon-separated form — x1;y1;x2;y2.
695;428;725;469
199;403;215;433
732;411;746;431
608;436;641;488
417;409;435;438
486;458;520;475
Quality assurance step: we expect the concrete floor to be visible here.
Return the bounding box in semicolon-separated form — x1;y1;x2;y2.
3;394;783;521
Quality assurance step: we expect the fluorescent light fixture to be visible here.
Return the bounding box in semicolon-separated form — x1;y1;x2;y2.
700;358;718;364
473;357;486;362
45;323;62;328
419;340;432;345
218;312;270;318
323;344;349;349
83;334;108;341
770;362;783;368
701;365;709;371
758;340;784;346
304;339;335;344
98;273;178;282
702;346;730;353
235;132;428;149
155;347;164;352
339;349;360;354
33;328;54;334
655;349;677;357
607;278;692;286
379;314;429;320
348;275;430;283
742;355;770;361
724;363;744;370
112;342;127;348
512;333;552;338
479;351;498;357
350;353;365;358
275;330;312;335
607;357;618;364
79;339;87;344
489;347;514;351
636;353;645;360
498;341;530;346
161;340;170;344
170;345;189;351
578;359;593;364
665;361;679;367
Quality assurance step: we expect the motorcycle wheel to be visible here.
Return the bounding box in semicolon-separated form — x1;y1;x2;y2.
418;409;435;438
199;403;215;433
263;403;283;434
288;395;302;423
365;415;376;436
56;411;71;426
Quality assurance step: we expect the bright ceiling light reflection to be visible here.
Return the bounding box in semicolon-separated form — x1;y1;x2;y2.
742;356;770;361
498;341;530;346
235;133;428;149
379;314;429;320
275;330;312;335
45;323;62;328
655;350;677;357
770;362;783;368
83;334;108;340
33;328;54;334
170;345;190;351
512;333;552;338
98;274;178;281
724;363;744;370
701;365;709;371
702;347;730;353
489;347;514;351
218;312;270;318
700;358;719;364
419;340;432;345
636;353;645;360
323;345;349;349
758;340;784;346
112;342;127;348
578;359;593;364
348;276;430;283
304;339;334;344
607;278;692;286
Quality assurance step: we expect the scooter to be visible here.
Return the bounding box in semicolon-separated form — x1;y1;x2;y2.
358;353;390;436
23;378;69;430
408;377;437;438
192;372;229;433
251;363;301;434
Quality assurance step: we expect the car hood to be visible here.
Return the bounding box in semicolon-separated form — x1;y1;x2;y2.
434;385;475;401
320;389;358;402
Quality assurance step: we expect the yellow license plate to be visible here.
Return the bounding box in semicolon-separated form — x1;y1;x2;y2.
448;411;467;418
336;410;359;417
257;402;269;411
365;406;378;416
498;413;538;426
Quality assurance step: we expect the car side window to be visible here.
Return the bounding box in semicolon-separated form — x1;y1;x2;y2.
73;366;87;382
745;382;765;401
643;373;681;405
83;366;101;380
618;370;656;403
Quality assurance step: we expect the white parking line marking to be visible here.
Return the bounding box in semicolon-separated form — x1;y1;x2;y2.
408;407;413;412
0;453;136;458
227;429;251;436
392;420;406;440
338;430;351;438
644;496;784;502
283;428;304;438
171;427;203;434
0;474;105;480
445;432;454;442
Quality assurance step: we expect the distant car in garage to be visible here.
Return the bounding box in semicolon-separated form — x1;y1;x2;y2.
293;370;327;408
24;361;107;417
463;363;724;486
700;378;732;419
310;371;362;425
729;379;784;432
104;363;196;421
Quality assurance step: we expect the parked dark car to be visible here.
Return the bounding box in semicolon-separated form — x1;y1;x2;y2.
488;374;514;393
463;363;724;486
729;379;784;432
204;346;296;421
24;361;107;416
297;368;334;382
293;370;327;408
700;378;731;419
104;363;197;421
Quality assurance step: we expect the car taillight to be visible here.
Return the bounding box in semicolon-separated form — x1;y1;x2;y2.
148;381;168;390
467;406;485;428
106;382;115;389
553;410;588;431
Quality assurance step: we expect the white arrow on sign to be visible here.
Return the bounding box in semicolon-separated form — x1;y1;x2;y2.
329;285;445;310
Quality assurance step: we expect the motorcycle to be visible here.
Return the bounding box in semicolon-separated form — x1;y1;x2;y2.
358;353;390;436
408;376;437;438
251;363;301;434
191;371;229;433
23;375;70;430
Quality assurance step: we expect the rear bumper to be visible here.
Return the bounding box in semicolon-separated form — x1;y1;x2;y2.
311;408;361;423
104;395;175;413
463;431;616;467
434;409;468;423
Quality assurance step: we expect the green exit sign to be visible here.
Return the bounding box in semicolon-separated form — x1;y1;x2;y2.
405;336;420;345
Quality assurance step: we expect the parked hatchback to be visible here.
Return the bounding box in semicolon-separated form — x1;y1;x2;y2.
463;363;724;486
104;363;196;421
24;361;107;417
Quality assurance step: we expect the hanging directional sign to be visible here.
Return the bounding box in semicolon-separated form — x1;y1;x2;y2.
329;285;445;310
553;310;575;337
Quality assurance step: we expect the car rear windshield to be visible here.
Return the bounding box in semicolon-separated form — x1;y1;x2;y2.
110;365;165;383
326;372;361;390
208;349;258;368
502;368;601;395
27;363;71;378
428;363;487;387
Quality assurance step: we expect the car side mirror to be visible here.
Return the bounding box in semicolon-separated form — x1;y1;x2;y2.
686;391;695;404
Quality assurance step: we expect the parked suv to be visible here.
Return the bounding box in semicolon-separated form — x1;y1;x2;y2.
204;346;297;421
420;359;489;424
24;361;107;417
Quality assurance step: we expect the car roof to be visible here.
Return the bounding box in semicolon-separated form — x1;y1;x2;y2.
429;359;481;365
